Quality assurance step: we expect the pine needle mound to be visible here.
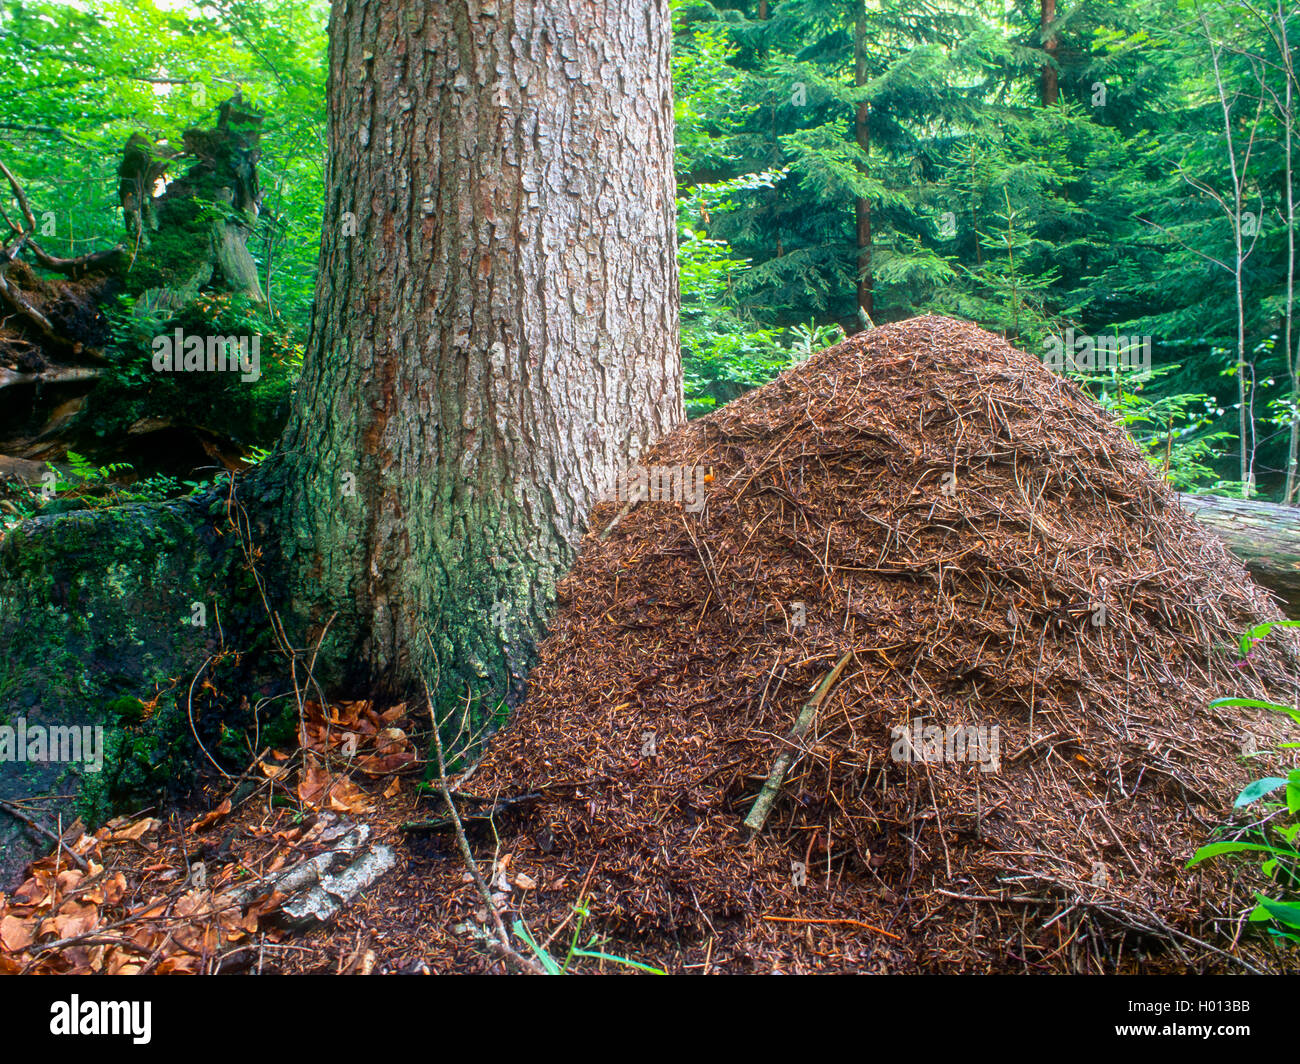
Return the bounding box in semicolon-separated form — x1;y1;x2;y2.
468;316;1300;973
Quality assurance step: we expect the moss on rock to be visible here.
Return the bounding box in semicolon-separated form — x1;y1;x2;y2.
0;494;277;884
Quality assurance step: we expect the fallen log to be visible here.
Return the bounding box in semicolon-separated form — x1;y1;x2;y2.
1180;493;1300;617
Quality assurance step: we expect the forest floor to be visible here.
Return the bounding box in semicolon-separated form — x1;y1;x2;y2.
0;727;791;976
0;717;1290;976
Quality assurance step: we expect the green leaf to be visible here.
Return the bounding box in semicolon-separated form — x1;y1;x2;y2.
1234;777;1288;807
1238;619;1300;657
1209;697;1294;711
568;948;666;974
1187;841;1300;867
512;919;561;975
1209;697;1300;725
1254;896;1300;930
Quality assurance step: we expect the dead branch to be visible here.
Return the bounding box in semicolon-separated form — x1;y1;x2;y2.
27;241;124;277
744;650;854;834
0;796;89;873
0;158;37;232
421;636;545;975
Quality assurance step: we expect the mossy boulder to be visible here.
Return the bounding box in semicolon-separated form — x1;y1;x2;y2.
0;493;278;884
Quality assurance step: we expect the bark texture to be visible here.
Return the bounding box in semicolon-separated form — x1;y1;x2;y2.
1040;0;1060;106
853;4;873;328
273;0;683;716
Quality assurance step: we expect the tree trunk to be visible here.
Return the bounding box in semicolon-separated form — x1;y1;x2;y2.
1040;0;1059;106
1275;0;1299;504
269;0;683;721
1180;494;1300;617
854;4;873;329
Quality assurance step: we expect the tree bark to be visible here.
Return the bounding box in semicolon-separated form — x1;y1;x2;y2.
1040;0;1059;106
270;0;683;718
853;4;873;329
1180;494;1300;617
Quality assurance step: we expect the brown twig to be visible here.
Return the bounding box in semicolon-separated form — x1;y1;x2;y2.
421;634;544;975
744;651;853;834
761;914;902;940
0;796;88;872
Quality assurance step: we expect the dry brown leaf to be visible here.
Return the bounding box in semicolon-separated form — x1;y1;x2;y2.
327;776;372;815
132;899;169;922
0;914;35;951
13;875;50;907
53;900;99;939
103;872;127;906
299;757;372;813
111;817;160;844
246;891;285;921
189;797;233;832
298;758;331;806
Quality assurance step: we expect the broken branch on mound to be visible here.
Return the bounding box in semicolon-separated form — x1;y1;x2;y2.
744;650;854;834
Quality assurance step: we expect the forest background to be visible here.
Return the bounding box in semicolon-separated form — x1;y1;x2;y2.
3;0;1299;504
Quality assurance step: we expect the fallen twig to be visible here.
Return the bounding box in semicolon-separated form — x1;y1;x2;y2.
0;796;89;873
422;634;544;975
744;651;853;834
761;914;902;940
400;791;542;832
